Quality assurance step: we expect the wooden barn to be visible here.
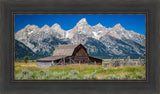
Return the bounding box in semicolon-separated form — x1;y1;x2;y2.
36;44;102;68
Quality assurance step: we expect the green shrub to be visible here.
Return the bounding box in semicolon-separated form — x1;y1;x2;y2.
104;73;145;80
84;71;97;80
15;69;33;80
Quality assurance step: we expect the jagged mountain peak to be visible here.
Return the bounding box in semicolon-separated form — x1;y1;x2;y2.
15;24;39;36
41;24;50;29
114;23;122;26
113;23;124;29
25;24;39;29
95;23;103;27
25;24;31;28
76;18;88;26
51;23;60;28
93;23;105;28
79;18;87;22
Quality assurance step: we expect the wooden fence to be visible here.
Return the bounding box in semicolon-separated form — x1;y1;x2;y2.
102;57;145;68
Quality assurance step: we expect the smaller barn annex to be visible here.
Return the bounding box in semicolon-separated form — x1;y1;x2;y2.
36;44;102;68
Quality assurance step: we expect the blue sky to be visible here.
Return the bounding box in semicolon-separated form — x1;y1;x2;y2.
15;14;146;35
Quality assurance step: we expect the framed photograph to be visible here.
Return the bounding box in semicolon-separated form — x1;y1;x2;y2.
0;0;160;94
14;14;146;81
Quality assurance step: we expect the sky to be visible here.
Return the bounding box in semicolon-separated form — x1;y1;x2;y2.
15;14;146;35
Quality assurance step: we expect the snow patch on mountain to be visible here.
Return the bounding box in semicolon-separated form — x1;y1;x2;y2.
28;31;34;35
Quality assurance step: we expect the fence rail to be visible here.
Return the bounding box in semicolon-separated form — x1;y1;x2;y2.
102;57;145;67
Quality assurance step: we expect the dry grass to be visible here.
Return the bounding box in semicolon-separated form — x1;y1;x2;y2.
15;62;37;67
49;64;99;70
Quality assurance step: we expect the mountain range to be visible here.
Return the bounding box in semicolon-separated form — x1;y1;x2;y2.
15;18;145;59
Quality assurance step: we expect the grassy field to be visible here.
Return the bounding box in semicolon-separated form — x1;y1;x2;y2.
14;62;146;80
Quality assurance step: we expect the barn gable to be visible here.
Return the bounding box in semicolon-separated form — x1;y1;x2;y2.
72;44;89;57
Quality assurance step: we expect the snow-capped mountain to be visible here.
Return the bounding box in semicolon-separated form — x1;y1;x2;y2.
15;18;145;58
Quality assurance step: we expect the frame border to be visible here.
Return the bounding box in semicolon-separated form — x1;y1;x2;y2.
0;0;159;94
11;11;149;83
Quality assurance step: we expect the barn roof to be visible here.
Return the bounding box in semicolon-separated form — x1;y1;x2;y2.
52;44;81;56
37;56;67;62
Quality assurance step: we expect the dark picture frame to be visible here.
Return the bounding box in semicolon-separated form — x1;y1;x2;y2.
13;13;147;82
0;0;160;94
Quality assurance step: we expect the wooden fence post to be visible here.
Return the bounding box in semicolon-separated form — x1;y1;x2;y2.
63;57;65;65
69;57;71;64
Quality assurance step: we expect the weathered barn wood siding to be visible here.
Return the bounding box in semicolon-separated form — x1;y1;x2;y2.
74;45;88;57
89;56;102;65
73;45;90;63
74;56;90;64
